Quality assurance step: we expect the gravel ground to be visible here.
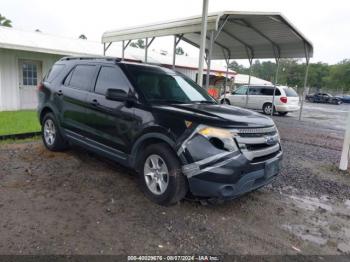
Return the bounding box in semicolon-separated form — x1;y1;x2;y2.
0;113;350;256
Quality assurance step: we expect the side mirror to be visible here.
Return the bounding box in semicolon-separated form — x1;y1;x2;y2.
105;88;136;102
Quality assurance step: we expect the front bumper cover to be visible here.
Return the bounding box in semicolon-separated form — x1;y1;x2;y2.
178;133;282;199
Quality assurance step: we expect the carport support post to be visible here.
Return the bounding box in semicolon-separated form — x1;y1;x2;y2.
197;0;209;86
145;38;149;63
223;58;230;101
245;58;253;107
299;56;310;121
271;58;280;116
205;31;214;90
340;111;350;170
122;40;125;60
172;36;177;70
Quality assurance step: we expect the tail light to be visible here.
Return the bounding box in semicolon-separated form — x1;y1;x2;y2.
37;82;44;92
280;97;288;103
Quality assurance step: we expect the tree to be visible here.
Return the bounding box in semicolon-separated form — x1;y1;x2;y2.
79;34;87;40
175;47;185;55
229;61;248;73
0;14;12;27
130;39;145;49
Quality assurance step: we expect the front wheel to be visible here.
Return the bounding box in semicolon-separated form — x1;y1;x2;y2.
42;113;68;151
138;143;188;206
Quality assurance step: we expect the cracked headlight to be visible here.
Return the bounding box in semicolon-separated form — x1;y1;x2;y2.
198;126;238;152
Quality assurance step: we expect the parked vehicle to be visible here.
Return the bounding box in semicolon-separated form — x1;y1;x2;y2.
305;93;342;105
38;57;282;205
339;95;350;103
220;85;300;116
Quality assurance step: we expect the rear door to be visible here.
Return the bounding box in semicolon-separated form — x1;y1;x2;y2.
60;64;97;136
85;65;136;153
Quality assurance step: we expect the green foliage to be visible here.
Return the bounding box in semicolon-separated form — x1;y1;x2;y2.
0;110;40;135
79;34;87;40
130;39;145;49
0;14;12;27
229;59;350;91
175;47;185;55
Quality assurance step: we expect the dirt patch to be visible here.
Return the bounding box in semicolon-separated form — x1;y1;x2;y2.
0;118;350;255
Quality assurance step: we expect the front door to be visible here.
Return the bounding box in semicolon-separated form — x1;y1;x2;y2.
18;60;42;109
85;65;136;154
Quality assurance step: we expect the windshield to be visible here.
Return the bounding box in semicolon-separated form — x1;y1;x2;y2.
128;68;216;104
284;87;298;97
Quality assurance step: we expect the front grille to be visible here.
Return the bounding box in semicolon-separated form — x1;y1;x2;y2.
235;126;280;161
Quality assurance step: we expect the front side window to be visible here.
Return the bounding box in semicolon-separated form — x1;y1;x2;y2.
235;86;248;95
22;62;38;86
95;66;129;95
128;68;215;104
68;65;96;91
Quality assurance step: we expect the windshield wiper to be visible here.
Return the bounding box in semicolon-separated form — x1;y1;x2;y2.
192;100;217;104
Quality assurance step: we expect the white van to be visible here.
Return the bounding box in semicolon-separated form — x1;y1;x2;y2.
220;85;300;116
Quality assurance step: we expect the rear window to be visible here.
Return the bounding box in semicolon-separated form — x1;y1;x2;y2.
45;64;65;83
284;87;298;97
261;88;281;96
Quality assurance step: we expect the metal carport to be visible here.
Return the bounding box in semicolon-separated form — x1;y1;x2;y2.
102;11;313;119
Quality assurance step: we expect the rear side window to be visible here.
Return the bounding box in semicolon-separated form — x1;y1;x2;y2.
261;88;281;96
45;64;65;83
284;87;298;97
248;87;261;95
95;66;129;95
68;65;96;91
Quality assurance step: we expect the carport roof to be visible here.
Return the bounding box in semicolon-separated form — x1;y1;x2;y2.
102;11;313;60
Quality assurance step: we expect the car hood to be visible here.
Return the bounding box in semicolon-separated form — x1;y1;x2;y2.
152;103;275;128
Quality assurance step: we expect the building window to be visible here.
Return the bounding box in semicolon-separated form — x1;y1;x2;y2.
22;62;38;86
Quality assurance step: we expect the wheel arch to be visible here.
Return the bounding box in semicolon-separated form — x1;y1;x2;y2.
129;132;177;169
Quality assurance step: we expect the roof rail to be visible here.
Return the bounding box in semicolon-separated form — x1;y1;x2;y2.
59;56;121;62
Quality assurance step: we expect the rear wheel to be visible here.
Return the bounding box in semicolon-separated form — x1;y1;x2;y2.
263;103;274;115
42;113;68;151
220;99;230;105
138;143;188;206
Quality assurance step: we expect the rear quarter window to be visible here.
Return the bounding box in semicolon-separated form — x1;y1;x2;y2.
284;87;298;97
44;64;65;83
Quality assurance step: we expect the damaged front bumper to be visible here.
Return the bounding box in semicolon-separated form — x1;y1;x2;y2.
178;129;282;199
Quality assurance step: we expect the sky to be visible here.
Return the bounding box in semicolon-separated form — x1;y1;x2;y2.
1;0;349;64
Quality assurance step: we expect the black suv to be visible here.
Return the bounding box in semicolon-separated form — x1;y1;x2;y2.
38;57;282;205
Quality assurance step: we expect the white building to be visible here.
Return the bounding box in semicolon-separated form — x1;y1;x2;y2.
0;26;270;111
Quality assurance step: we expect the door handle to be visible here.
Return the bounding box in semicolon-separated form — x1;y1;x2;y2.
91;99;100;106
56;90;63;96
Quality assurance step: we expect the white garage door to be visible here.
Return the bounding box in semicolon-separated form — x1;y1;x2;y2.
18;60;42;109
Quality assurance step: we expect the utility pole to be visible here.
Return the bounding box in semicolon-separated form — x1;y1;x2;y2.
197;0;209;87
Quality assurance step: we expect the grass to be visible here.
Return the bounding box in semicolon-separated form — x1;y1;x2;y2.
0;110;41;136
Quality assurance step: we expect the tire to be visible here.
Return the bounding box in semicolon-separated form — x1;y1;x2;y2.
309;98;314;103
138;143;188;206
263;103;274;115
42;113;68;151
336;100;342;105
220;99;230;105
278;112;288;116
